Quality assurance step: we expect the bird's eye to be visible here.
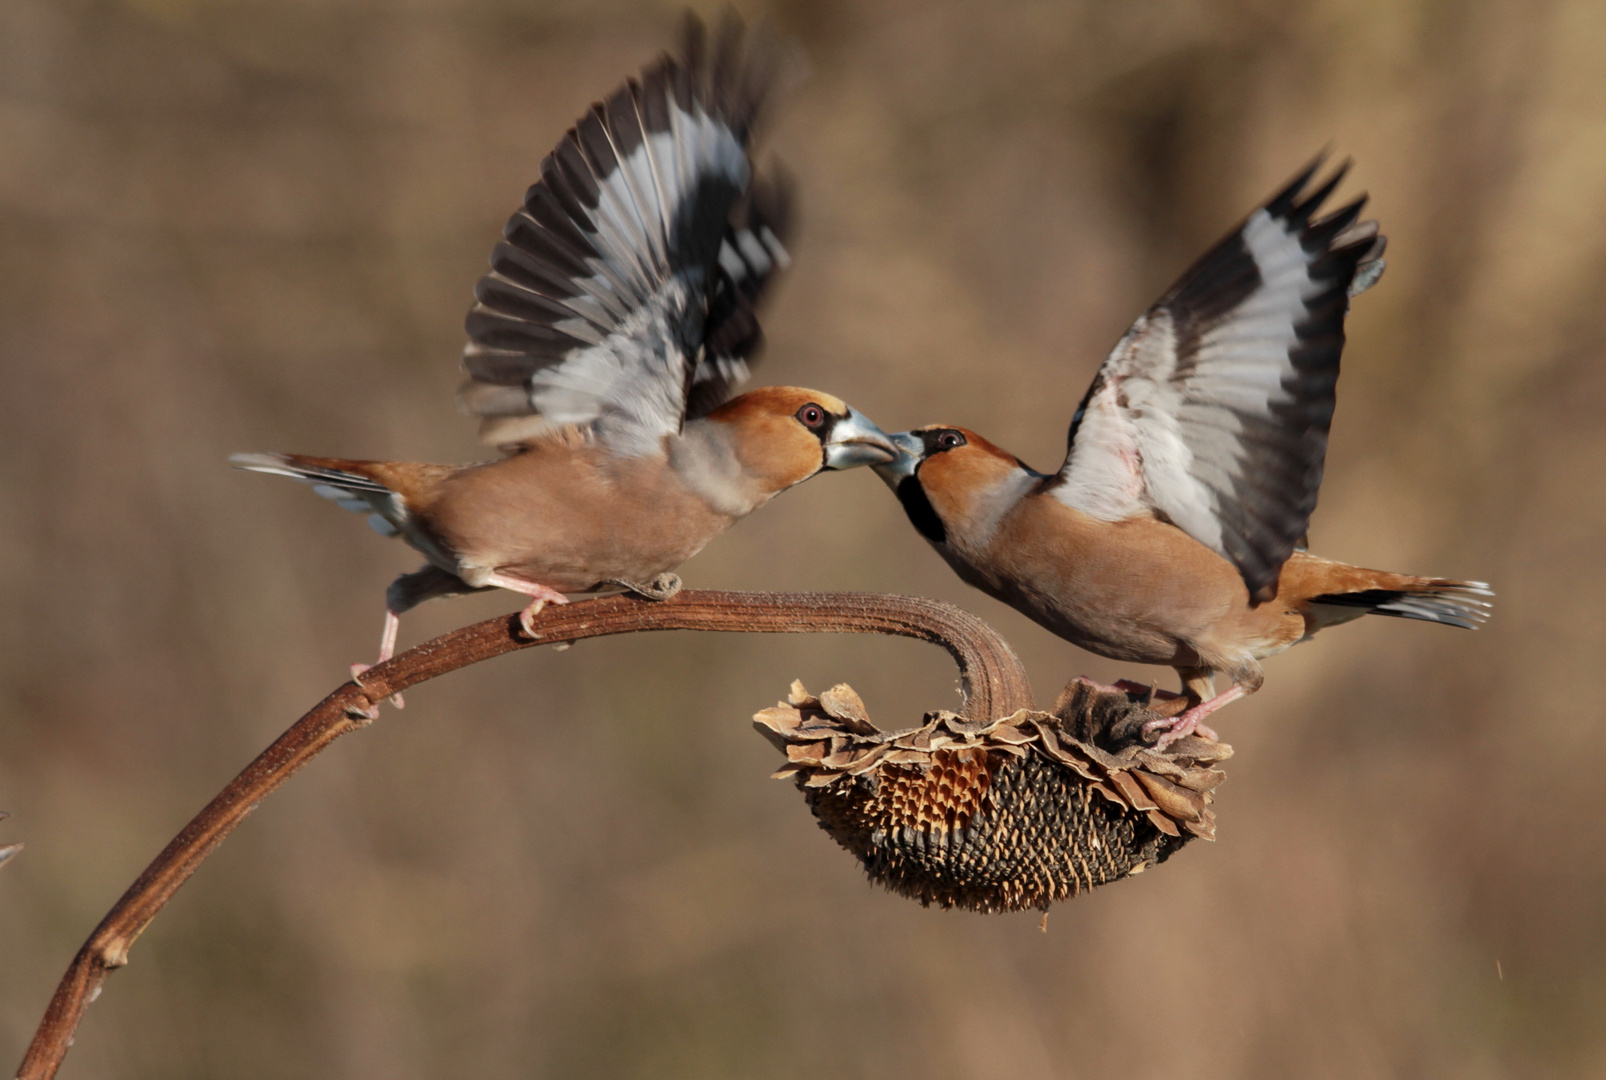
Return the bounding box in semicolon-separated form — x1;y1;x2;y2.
796;403;827;429
936;429;966;450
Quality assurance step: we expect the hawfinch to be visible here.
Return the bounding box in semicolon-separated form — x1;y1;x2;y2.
234;15;896;692
876;161;1491;746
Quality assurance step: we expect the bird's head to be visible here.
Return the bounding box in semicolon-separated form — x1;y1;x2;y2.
704;387;898;494
873;425;1030;546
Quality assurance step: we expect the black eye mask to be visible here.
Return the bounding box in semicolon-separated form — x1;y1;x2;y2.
921;428;967;454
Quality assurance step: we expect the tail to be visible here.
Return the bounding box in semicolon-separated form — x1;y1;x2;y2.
1309;576;1493;630
230;452;406;537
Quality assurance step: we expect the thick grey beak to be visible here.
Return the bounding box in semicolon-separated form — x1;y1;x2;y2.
823;409;899;470
870;431;923;484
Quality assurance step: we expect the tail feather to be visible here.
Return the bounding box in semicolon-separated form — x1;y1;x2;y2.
229;452;390;492
230;452;404;536
1311;579;1493;630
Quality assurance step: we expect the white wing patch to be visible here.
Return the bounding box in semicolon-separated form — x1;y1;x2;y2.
1054;317;1166;524
459;16;792;456
520;279;701;458
1050;161;1385;599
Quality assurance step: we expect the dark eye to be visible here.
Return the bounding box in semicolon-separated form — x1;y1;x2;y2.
935;429;966;450
796;403;827;429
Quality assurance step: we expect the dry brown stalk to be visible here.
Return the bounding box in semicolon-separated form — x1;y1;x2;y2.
16;590;1032;1080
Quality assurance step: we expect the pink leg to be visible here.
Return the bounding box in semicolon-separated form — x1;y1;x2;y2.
377;609;399;664
1142;685;1242;751
483;572;570;637
351;609;406;712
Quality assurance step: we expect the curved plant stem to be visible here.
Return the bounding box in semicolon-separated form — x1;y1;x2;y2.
16;590;1031;1080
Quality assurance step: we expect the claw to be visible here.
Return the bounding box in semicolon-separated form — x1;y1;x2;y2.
517;599;547;638
480;573;571;640
1143;714;1194;751
1142;685;1242;750
345;609;405;711
345;700;381;722
349;662;404;711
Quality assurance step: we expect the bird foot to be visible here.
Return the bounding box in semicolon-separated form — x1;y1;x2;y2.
346;608;404;713
514;588;571;639
1142;686;1243;751
350;662;405;711
613;573;683;601
481;573;572;640
1142;712;1218;752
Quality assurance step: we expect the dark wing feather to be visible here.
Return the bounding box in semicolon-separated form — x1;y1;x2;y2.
686;166;794;419
1049;157;1386;601
460;13;795;454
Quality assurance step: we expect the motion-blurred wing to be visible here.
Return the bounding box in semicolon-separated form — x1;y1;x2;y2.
460;14;794;455
686;168;793;419
1049;159;1387;601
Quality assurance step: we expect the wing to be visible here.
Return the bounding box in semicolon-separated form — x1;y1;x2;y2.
687;166;794;420
458;13;796;455
1048;159;1387;602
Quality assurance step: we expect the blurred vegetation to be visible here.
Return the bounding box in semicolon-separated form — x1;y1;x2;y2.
2;0;1604;1076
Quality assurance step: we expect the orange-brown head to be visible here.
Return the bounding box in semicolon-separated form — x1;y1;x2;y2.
874;425;1040;550
689;386;897;506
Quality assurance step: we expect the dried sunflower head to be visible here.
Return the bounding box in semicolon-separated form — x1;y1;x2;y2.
754;679;1232;913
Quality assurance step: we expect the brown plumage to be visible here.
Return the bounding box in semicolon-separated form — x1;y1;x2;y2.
876;163;1491;745
238;387;895;694
233;18;898;703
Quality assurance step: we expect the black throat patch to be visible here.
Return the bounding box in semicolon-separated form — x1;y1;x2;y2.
896;476;947;544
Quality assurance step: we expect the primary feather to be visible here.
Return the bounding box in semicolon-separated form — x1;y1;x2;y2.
459;13;797;456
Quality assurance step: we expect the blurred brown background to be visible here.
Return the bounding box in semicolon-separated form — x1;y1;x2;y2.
1;0;1601;1076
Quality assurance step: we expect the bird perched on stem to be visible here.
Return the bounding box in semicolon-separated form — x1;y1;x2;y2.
875;160;1491;747
234;14;896;706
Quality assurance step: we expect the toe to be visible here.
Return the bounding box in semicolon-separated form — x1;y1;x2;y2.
1151;721;1195;752
517;601;546;638
1142;713;1196;750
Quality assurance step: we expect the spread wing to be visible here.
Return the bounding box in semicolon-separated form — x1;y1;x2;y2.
458;14;796;455
687;166;794;419
1048;159;1387;602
